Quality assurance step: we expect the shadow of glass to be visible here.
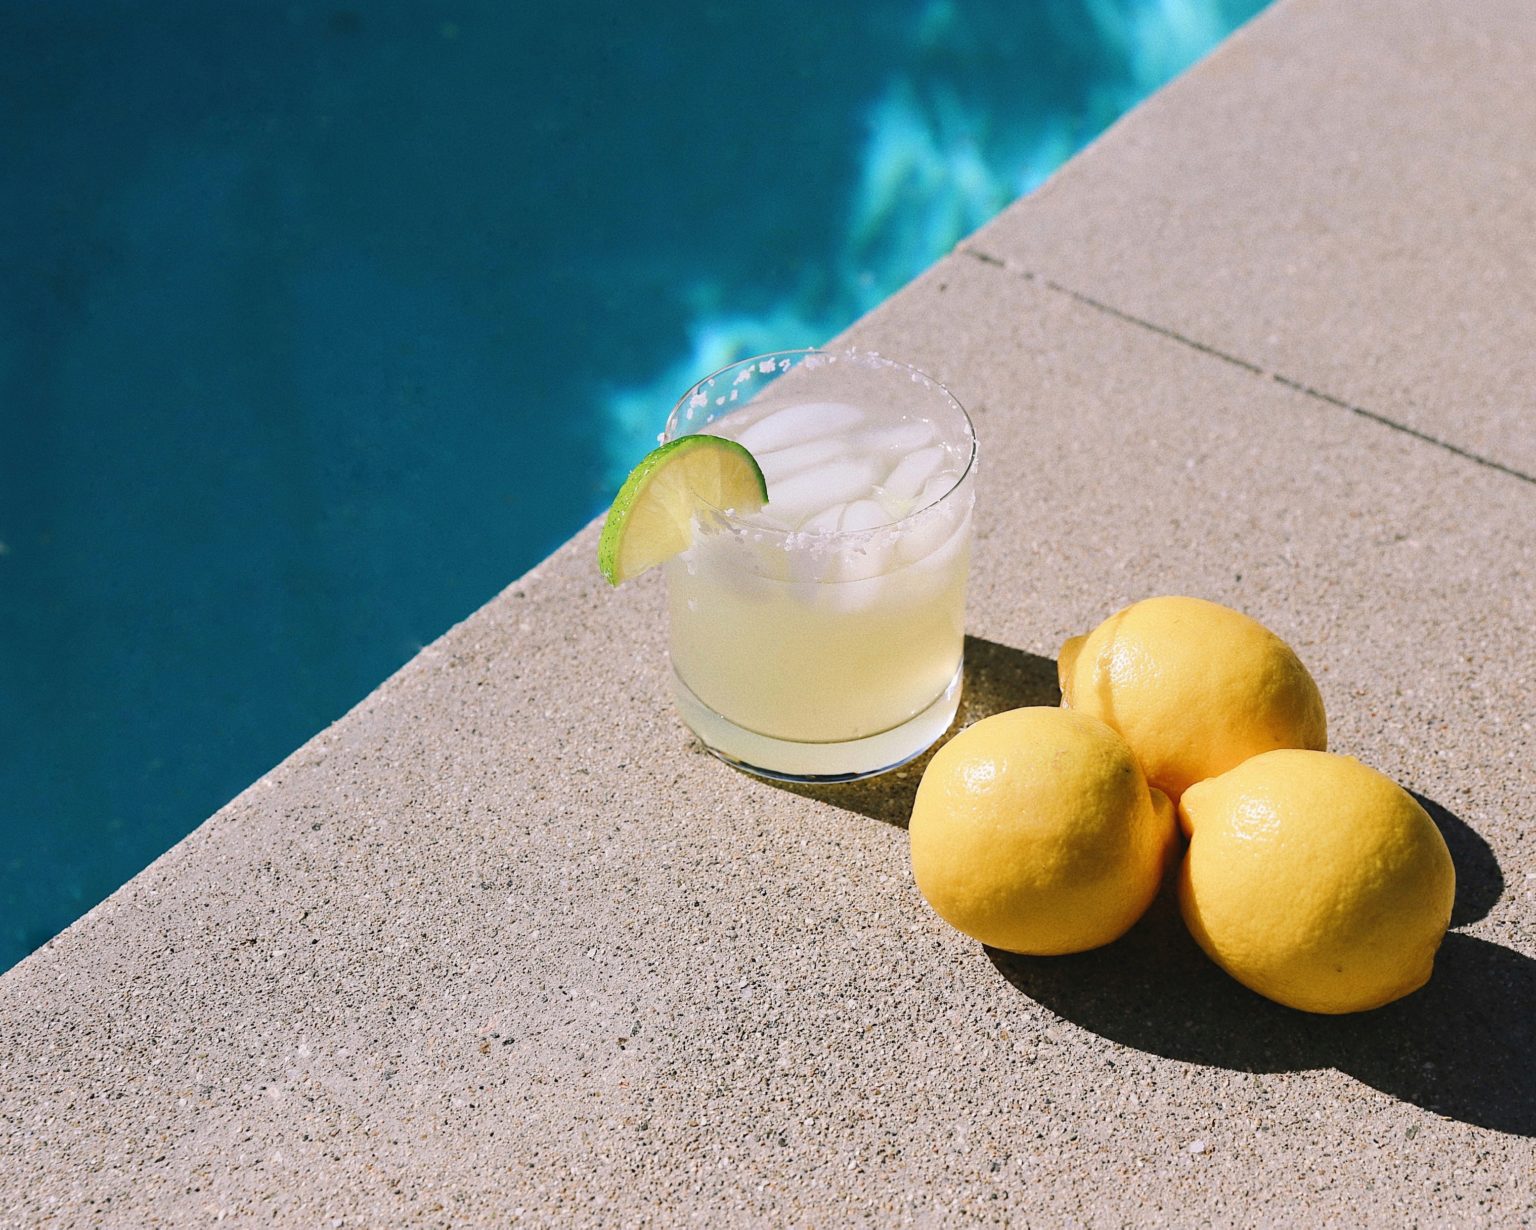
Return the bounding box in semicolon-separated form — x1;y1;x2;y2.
770;635;1060;829
989;796;1534;1137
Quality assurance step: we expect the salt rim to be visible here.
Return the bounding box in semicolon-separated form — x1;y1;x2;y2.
662;347;977;549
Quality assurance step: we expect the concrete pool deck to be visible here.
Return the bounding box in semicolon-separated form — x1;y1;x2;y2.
3;0;1534;1222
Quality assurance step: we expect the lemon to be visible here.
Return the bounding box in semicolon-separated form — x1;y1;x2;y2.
909;707;1177;955
1179;749;1455;1014
598;435;767;585
1058;595;1327;801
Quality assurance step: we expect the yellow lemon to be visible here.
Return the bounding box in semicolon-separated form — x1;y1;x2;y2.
909;707;1177;955
1058;595;1327;801
1179;749;1455;1014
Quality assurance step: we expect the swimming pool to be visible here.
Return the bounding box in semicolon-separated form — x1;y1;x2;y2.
0;0;1269;971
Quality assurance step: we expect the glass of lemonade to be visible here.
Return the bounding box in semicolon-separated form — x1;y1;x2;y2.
663;348;977;781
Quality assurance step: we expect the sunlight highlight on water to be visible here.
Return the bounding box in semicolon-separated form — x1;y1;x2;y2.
601;0;1256;485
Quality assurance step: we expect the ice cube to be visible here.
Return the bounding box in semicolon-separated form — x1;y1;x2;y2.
896;492;971;566
767;456;881;527
820;535;902;612
880;446;950;504
799;503;848;534
860;419;940;457
913;469;961;510
733;401;864;454
838;541;895;584
838;498;895;533
755;436;851;486
819;573;889;616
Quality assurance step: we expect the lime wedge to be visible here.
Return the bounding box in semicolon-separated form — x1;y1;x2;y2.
598;435;767;585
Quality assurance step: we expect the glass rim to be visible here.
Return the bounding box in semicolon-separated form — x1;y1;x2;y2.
661;347;977;543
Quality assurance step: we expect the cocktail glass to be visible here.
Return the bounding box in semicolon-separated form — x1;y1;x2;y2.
662;348;977;781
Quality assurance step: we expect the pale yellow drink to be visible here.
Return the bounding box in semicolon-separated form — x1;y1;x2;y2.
662;351;975;780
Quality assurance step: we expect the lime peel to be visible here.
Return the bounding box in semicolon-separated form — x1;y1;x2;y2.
598;435;767;586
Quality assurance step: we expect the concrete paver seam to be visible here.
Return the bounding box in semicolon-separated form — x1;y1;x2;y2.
959;245;1536;489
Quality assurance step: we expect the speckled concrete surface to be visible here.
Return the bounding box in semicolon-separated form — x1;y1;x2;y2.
968;0;1536;480
5;4;1536;1226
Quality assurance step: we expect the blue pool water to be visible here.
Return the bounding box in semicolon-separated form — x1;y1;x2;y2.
0;0;1268;970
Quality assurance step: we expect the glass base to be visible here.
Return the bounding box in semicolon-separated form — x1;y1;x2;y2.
671;661;963;783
